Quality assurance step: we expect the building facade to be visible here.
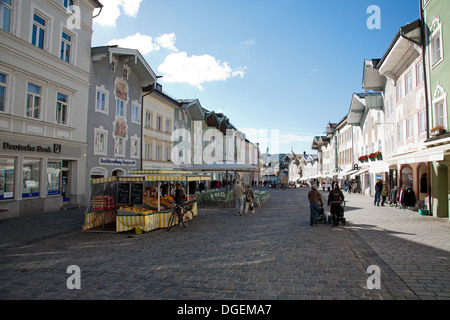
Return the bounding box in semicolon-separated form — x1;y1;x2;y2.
87;46;156;186
422;0;450;218
142;84;178;171
0;0;102;218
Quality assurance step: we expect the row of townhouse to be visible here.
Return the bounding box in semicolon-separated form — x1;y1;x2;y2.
313;0;449;219
0;0;259;220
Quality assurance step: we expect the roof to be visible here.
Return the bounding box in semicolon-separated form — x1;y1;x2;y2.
91;46;157;87
377;19;422;79
89;0;103;8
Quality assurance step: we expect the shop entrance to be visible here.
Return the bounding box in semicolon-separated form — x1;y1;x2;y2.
62;161;70;203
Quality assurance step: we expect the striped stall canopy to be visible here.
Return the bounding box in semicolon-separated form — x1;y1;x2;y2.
91;173;210;185
129;170;192;175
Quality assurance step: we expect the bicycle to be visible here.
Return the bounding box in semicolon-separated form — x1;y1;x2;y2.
167;202;195;231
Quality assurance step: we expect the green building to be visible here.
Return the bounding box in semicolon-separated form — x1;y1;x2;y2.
421;0;450;218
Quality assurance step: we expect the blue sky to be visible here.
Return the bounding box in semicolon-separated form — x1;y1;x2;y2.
91;0;420;155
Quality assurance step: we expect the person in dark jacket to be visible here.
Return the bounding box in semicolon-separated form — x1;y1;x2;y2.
328;184;345;226
374;179;383;206
174;183;185;206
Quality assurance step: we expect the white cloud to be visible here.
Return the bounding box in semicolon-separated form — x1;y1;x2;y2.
155;33;179;52
158;52;245;90
94;0;143;27
106;33;159;55
243;39;256;45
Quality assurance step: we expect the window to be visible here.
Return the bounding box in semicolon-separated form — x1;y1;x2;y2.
115;137;125;157
419;111;426;134
22;159;40;198
396;81;402;102
131;138;139;158
166;147;171;161
406;117;414;139
132;104;140;124
145;112;152;128
123;65;130;79
156;145;162;161
156;115;162;131
26;83;42;119
0;0;13;33
145;143;151;160
405;73;412;95
56;93;68;125
0;72;7;112
47;161;61;196
32;13;46;49
109;58;117;72
416;63;424;85
63;0;74;11
397;122;403;143
434;101;445;127
116;99;125;117
60;30;72;63
165;119;171;134
431;28;442;66
400;166;413;188
96;89;107;113
0;158;14;200
94;127;107;155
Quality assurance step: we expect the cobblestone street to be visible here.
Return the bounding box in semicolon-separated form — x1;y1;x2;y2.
0;187;449;301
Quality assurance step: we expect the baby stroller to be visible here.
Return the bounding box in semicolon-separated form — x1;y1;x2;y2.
330;201;346;226
316;205;331;224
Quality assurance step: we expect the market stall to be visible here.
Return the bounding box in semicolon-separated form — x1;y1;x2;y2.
82;171;210;233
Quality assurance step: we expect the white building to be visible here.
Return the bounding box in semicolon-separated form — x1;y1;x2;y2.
0;0;102;219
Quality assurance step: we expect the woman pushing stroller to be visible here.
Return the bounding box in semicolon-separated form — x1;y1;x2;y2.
328;184;346;226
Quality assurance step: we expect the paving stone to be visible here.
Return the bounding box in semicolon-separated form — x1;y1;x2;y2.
0;188;449;300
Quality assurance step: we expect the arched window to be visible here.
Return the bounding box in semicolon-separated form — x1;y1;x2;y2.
400;165;413;188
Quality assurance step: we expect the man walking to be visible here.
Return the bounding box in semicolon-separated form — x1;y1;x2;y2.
374;179;383;206
308;184;324;226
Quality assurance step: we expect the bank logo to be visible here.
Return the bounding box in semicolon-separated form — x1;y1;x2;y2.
54;144;62;154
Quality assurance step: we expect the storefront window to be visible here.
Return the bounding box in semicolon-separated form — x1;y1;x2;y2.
400;166;413;188
23;159;40;198
0;158;14;200
47;161;61;196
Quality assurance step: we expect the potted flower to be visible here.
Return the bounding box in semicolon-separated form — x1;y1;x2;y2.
374;151;383;161
368;153;377;161
431;125;445;135
358;155;368;163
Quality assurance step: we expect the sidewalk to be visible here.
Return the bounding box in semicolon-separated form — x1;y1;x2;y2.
336;191;450;300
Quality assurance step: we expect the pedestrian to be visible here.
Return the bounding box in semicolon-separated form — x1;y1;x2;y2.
245;185;255;214
308;184;324;226
233;180;245;216
374;179;383;206
174;183;185;206
328;184;345;226
381;182;389;206
348;180;353;194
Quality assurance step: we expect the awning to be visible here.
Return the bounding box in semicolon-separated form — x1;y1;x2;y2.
387;144;450;165
350;168;370;179
340;169;359;177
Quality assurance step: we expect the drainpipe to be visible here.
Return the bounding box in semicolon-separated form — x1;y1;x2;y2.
420;0;433;216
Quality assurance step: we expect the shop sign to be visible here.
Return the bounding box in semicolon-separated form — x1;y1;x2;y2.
99;158;137;166
2;142;61;154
